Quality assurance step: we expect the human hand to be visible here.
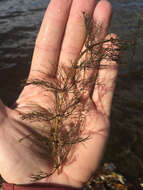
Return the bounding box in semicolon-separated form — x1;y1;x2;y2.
0;0;118;188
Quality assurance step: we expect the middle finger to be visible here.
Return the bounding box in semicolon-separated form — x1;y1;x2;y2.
58;0;96;77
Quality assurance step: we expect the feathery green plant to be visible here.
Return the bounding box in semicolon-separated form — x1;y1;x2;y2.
19;13;132;181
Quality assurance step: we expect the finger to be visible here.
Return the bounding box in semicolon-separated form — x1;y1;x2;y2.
78;0;113;98
92;33;119;116
57;0;96;78
0;99;7;124
93;0;112;40
29;0;73;79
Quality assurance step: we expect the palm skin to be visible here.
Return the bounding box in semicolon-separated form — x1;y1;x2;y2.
0;0;118;188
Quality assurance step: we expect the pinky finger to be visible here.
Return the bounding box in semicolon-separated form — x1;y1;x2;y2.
92;33;119;116
0;99;7;123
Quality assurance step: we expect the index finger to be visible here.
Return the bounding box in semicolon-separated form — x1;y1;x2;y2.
29;0;73;79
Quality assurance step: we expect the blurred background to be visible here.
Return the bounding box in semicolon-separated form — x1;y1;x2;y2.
0;0;143;189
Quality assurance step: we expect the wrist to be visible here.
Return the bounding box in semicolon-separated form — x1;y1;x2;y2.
3;182;82;190
37;171;84;189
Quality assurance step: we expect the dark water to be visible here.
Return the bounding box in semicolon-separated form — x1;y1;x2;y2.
0;0;50;104
0;0;143;186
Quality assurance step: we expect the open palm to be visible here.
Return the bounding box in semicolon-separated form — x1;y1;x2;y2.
0;0;118;188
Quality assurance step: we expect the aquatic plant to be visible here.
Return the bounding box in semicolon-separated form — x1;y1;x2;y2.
19;13;132;181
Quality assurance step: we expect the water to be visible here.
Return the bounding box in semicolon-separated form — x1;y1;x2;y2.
0;0;50;105
0;0;49;70
0;0;143;72
0;0;143;185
